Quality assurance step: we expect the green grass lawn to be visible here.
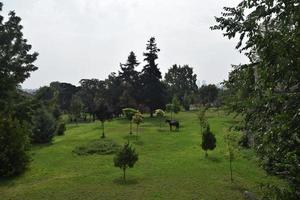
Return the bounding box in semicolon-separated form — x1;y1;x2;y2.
0;110;284;200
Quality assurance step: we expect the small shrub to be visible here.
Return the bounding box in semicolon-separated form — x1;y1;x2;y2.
55;122;66;136
73;139;120;156
31;107;56;144
201;125;216;157
114;142;138;182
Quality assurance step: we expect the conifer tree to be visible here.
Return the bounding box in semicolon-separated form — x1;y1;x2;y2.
140;37;166;117
201;125;216;157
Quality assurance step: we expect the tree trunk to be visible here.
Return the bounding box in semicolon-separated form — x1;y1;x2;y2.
136;124;139;140
205;150;208;157
130;121;132;135
230;157;233;183
123;167;126;182
101;121;105;138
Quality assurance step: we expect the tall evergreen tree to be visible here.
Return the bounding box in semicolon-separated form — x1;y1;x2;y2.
119;51;140;88
118;51;140;108
141;37;166;117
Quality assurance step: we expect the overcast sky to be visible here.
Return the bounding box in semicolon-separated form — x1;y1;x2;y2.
3;0;248;89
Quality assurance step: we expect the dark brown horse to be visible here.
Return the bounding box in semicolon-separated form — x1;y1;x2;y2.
165;119;179;131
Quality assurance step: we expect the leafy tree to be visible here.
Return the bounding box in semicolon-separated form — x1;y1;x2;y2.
0;2;38;112
122;108;138;135
197;106;208;134
94;99;113;138
198;84;219;106
119;89;136;109
140;37;166;117
0;2;38;176
31;107;56;144
113;143;138;182
212;0;300;197
154;109;165;128
78;79;103;121
105;73;123;116
201;125;216;157
0;116;30;177
165;64;198;102
132;111;143;139
50;82;79;112
182;93;192;111
166;95;181;120
224;130;240;183
70;94;83;124
35;86;57;107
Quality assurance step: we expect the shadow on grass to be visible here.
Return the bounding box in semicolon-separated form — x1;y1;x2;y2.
113;177;138;185
206;156;222;163
123;134;137;141
157;129;169;133
133;140;144;146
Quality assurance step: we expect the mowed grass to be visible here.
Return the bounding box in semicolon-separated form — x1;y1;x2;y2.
0;110;284;200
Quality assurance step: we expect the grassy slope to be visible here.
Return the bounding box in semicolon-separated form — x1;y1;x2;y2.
0;110;283;200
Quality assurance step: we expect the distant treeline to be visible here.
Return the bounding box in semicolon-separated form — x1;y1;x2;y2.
33;38;222;120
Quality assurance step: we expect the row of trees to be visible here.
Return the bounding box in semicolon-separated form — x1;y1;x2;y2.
35;54;222;125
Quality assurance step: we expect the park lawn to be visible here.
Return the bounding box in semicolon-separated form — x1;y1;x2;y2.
0;110;284;200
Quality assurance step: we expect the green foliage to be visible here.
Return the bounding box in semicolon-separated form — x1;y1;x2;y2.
122;108;138;135
182;93;191;111
140;37;166;116
132;112;143;125
201;125;216;157
0;116;30;177
55;122;66;136
50;82;79;112
165;64;198;102
73;139;120;156
132;112;143;138
114;143;138;181
122;108;138;121
213;0;300;197
31;107;56;144
197;106;208;133
119;51;140;108
198;84;219;105
70;94;83;123
224;130;240;182
166;96;181;120
0;3;38;111
154;109;165;128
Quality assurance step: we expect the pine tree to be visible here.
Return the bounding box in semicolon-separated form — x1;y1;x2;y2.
140;37;166;117
201;125;216;157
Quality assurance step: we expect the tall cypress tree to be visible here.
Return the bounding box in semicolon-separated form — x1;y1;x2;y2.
141;37;166;117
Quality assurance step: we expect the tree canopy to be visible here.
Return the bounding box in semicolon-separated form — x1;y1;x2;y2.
212;0;300;198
